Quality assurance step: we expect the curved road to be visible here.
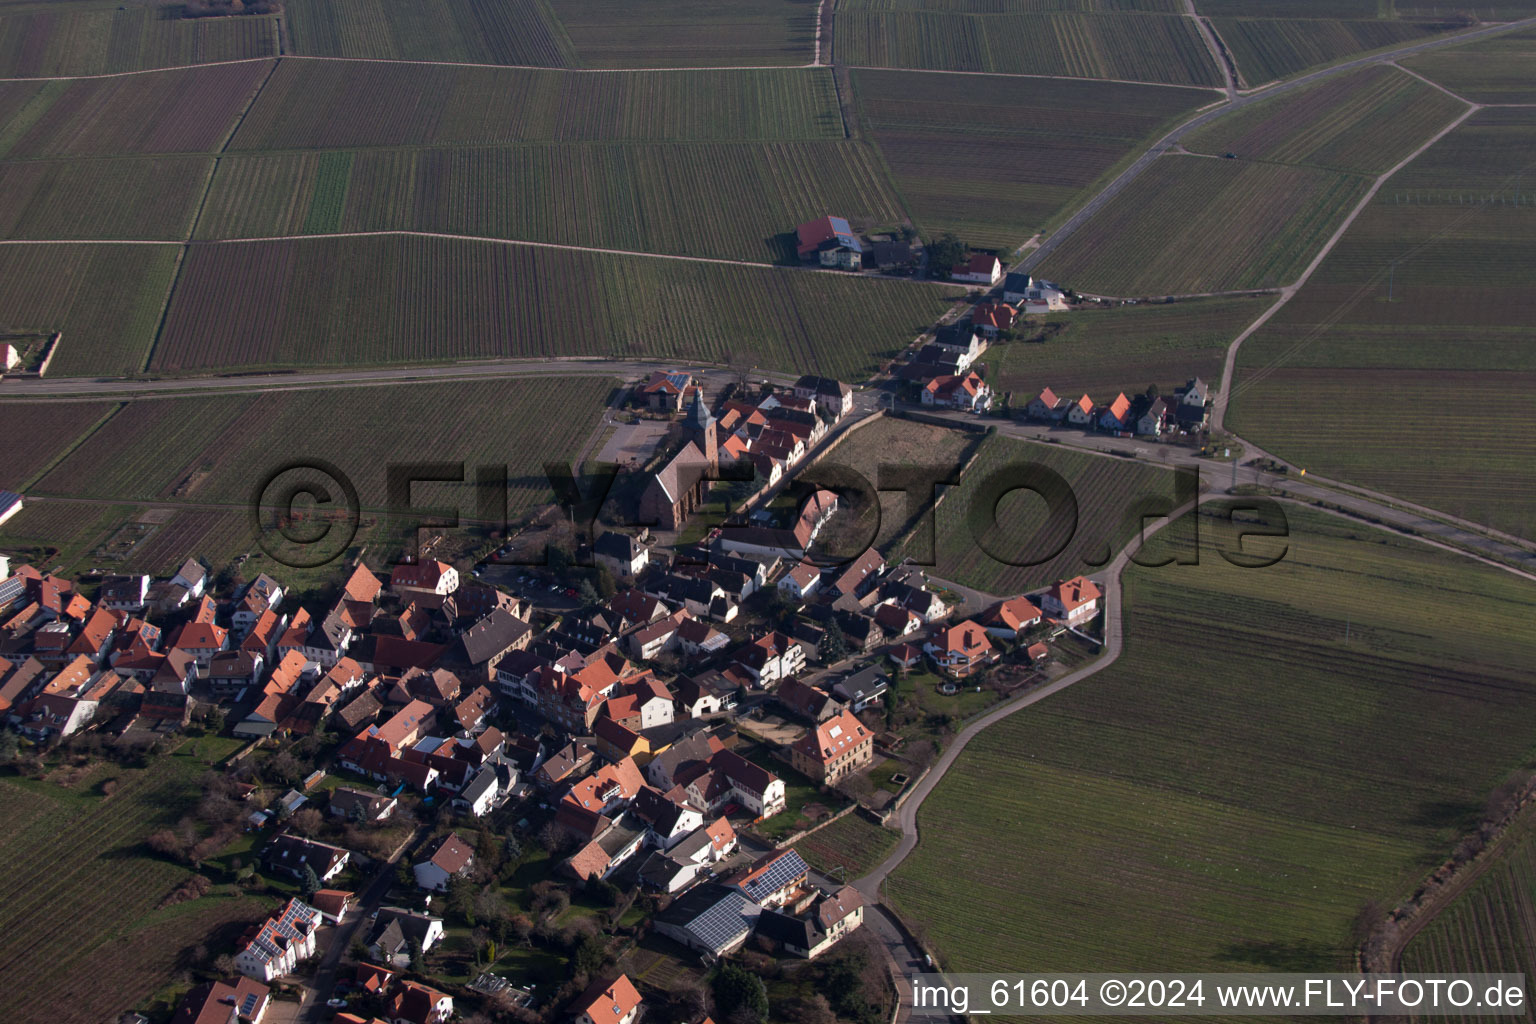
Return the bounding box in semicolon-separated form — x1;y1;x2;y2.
1017;13;1536;275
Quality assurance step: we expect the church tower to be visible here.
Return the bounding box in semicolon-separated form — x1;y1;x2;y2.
684;388;717;470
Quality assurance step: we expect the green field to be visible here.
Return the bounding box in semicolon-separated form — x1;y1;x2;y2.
548;0;818;68
0;61;272;160
0;746;277;1024
0;155;210;240
229;62;843;150
836;8;1223;85
194;141;906;260
25;375;614;512
0;6;275;77
145;234;959;379
1402;814;1536;1022
851;69;1212;248
1403;25;1536;104
285;0;575;66
1212;16;1453;85
0;243;181;376
902;432;1183;595
888;509;1536;977
986;296;1268;397
1183;64;1468;175
1036;156;1369;295
1227;109;1536;539
796;813;901;880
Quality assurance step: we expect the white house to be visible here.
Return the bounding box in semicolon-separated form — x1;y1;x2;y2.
573;975;643;1024
594;532;649;580
1041;576;1101;627
951;253;1002;285
777;562;821;601
413;832;475;892
235;899;321;982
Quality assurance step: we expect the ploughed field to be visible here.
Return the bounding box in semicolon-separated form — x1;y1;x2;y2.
888;509;1536;982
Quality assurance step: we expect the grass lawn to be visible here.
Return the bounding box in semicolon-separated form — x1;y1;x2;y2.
887;509;1536;978
739;744;850;843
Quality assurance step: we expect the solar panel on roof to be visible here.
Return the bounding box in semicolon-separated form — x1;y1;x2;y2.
239;994;259;1014
744;850;808;900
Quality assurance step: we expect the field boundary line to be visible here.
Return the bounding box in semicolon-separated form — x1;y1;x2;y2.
1182;0;1235;99
1389;60;1476;104
1213;102;1478;427
16;402;124;491
841;64;1222;92
1018;13;1536;276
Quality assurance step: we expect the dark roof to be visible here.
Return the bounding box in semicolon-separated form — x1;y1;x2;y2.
755;907;818;948
594;532;643;561
457;608;531;664
832;665;889;703
868;240;913;266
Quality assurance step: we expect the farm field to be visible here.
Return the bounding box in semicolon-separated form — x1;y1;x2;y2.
0;498;132;570
0;6;275;77
850;69;1212;248
1403;26;1536;104
229;62;842;151
146;235;960;379
1227;109;1536;539
0;399;115;488
0;61;272;160
1211;16;1453;85
887;508;1536;977
1194;0;1536;14
902;432;1182;595
985;296;1268;398
0;745;276;1024
835;9;1223;85
796;813;901;881
27;376;615;515
284;0;575;67
853;0;1181;9
1183;64;1468;175
1035;156;1369;295
194;141;906;261
0;155;210;240
0;243;181;376
1401;814;1536;1022
547;0;818;68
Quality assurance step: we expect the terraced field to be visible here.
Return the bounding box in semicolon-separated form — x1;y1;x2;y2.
284;0;575;66
0;61;273;159
1035;156;1369;295
986;296;1268;397
1183;64;1468;175
836;7;1223;85
0;5;275;77
147;235;959;379
0;155;210;240
0;243;182;376
194;141;906;261
851;69;1212;248
898;432;1181;595
548;0;819;68
229;62;843;150
1227;109;1536;539
889;509;1536;977
1210;16;1454;85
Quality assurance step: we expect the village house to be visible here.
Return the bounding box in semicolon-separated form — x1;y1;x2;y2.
1066;393;1096;427
790;709;873;784
922;371;991;412
831;664;889;714
1025;387;1069;422
388;980;454;1024
638;369;695;414
1137;395;1169;436
169;976;270;1024
951;253;1002;285
234;898;321;982
924;620;997;678
329;785;396;822
1042;576;1101;627
367;908;444;969
971;300;1017;337
977;595;1043;640
572;975;644;1024
593;531;649;580
792;375;855;420
1098;392;1132;432
653;882;763;957
795;215;863;270
263;833;350;883
390;560;459;598
755;884;865;959
413;831;475;891
732;631;805;687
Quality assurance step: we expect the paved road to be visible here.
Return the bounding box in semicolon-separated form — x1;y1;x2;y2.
908;405;1536;576
295;825;428;1024
1016;13;1536;275
0;359;800;399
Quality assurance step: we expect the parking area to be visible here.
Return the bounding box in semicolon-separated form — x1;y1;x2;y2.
594;419;670;466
